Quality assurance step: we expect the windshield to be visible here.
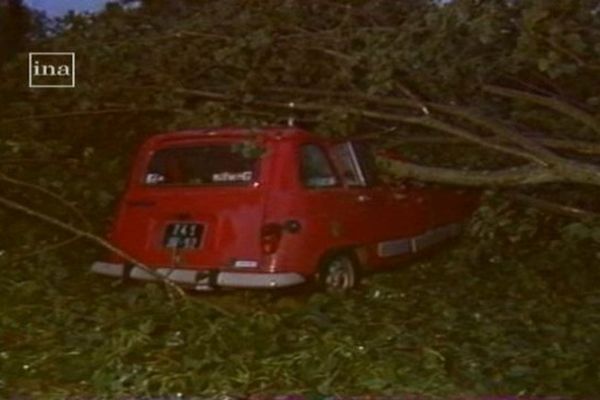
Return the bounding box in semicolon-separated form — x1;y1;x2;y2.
144;143;261;186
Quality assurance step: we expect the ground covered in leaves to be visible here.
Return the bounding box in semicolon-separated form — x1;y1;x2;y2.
1;196;599;399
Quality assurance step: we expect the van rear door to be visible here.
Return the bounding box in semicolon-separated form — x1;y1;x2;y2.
111;139;268;269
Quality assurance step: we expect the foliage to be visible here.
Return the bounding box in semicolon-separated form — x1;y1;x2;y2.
0;0;35;65
1;0;600;397
1;194;599;398
0;0;599;199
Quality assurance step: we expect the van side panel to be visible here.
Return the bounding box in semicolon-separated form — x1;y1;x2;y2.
262;140;369;277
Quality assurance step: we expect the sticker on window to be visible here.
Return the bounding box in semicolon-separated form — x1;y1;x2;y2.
212;171;253;183
146;173;165;184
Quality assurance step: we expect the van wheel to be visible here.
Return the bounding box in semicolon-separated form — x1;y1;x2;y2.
318;253;359;293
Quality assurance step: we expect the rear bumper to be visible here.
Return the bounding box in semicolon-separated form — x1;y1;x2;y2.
90;262;306;290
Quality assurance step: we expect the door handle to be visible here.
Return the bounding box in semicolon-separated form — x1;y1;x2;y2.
357;194;372;203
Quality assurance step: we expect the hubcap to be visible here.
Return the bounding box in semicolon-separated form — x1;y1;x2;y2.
324;257;355;291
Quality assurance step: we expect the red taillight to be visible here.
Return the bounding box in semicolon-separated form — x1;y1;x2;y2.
261;223;283;255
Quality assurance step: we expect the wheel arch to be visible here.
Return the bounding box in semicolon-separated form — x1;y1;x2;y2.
314;245;363;279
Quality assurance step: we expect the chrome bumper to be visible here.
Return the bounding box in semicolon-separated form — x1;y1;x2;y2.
90;262;306;290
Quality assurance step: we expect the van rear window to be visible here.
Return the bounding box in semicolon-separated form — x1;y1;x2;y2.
145;144;261;186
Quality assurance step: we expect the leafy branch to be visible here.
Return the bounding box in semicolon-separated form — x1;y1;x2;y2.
0;194;188;299
167;86;600;187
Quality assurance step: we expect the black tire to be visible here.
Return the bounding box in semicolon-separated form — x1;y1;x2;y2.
318;253;359;293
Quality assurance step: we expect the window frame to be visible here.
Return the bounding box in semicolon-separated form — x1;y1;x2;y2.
330;141;368;187
330;140;380;188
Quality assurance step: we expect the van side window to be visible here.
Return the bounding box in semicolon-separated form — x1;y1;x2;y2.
330;142;365;187
352;141;379;186
300;144;338;188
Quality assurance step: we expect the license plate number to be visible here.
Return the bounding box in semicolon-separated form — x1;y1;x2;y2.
163;223;203;249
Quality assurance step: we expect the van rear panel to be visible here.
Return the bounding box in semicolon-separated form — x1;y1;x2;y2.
110;138;270;270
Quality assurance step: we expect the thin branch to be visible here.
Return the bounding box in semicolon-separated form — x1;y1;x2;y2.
287;44;355;63
174;87;553;163
533;32;586;67
8;235;82;262
254;91;600;184
170;87;600;186
261;85;600;146
260;86;599;158
0;195;187;299
261;86;418;109
505;192;598;220
0;108;180;125
535;138;600;155
378;135;600;155
260;86;566;164
484;85;600;136
427;104;559;165
0;173;92;230
0;158;79;166
397;116;543;164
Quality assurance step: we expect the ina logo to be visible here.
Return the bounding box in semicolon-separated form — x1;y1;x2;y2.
29;52;76;88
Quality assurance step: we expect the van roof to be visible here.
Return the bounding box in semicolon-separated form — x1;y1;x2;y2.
146;126;315;147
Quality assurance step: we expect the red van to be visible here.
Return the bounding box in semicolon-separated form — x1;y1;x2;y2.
91;127;478;291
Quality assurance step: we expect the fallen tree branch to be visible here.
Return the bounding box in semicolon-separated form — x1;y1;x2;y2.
484;85;600;136
0;158;80;166
397;116;543;164
261;86;564;164
264;85;600;160
427;103;559;165
385;160;561;186
504;192;599;220
0;195;187;299
0;173;92;230
535;138;600;155
0;107;181;125
261;86;418;109
164;86;600;186
8;235;82;262
379;136;600;155
172;87;549;163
